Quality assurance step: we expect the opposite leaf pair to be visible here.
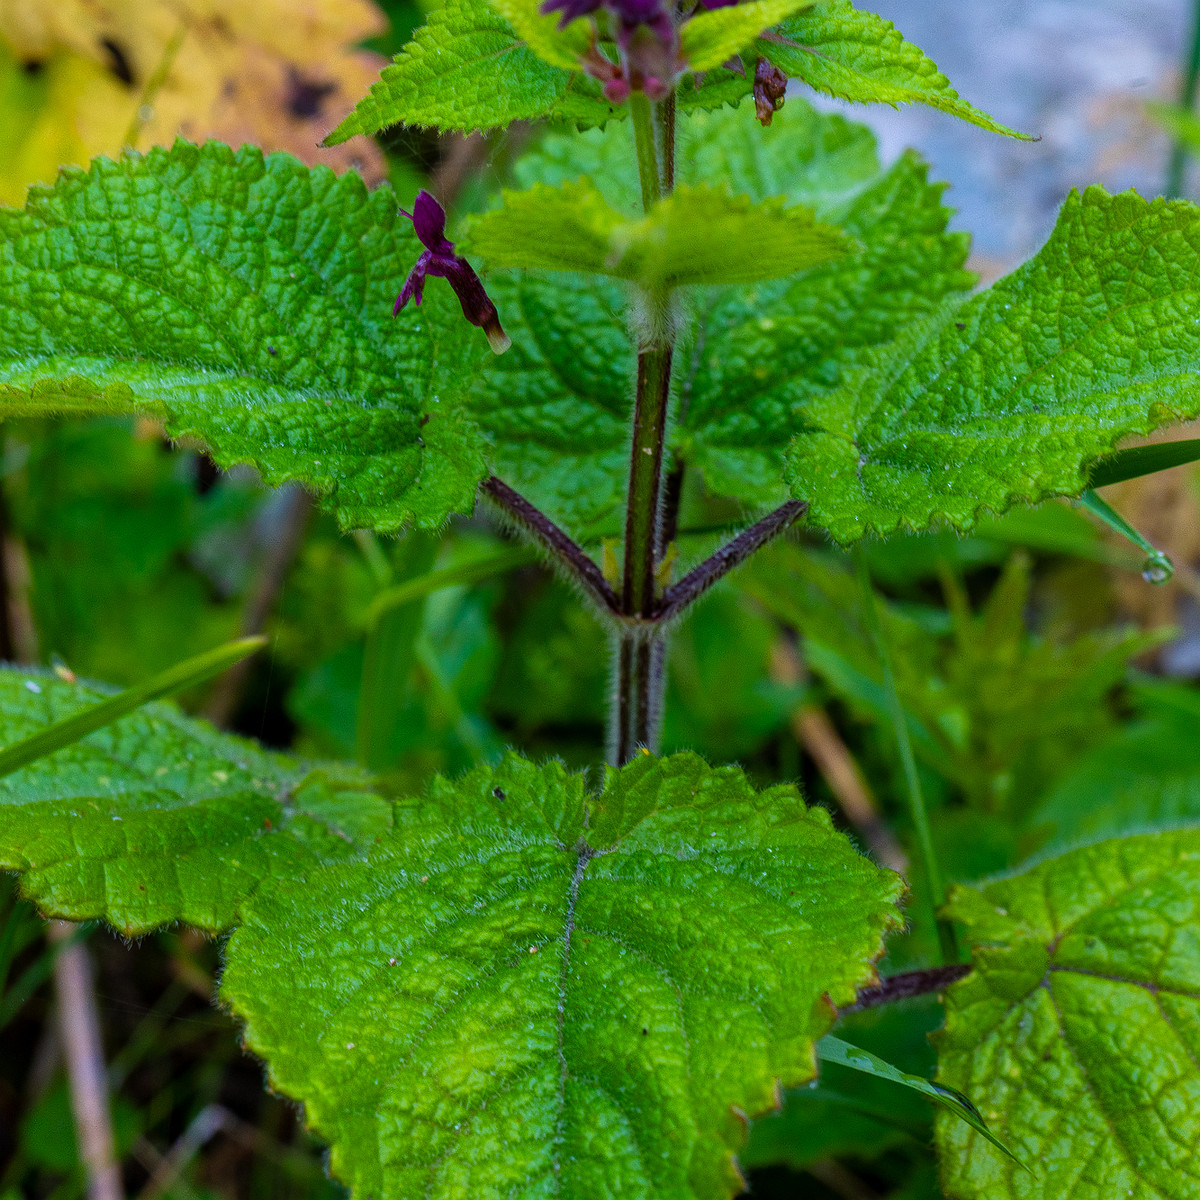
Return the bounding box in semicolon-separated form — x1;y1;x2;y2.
0;666;903;1199
325;0;1024;139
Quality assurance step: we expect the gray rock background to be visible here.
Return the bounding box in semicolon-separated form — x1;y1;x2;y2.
815;0;1193;273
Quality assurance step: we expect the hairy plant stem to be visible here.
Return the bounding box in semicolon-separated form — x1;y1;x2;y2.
481;476;619;614
629;93;662;209
657;499;807;622
614;346;673;764
840;964;972;1015
612;94;675;765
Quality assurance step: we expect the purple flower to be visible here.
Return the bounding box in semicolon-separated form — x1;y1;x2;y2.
395;190;510;355
541;0;680;99
541;0;603;27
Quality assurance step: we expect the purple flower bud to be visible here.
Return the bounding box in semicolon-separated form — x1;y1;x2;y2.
396;191;510;355
753;57;787;126
540;0;682;98
541;0;603;29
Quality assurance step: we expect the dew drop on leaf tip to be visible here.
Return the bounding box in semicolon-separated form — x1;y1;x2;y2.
1142;551;1174;584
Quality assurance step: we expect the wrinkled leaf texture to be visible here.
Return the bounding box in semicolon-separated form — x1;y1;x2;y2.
472;100;973;530
0;667;390;935
223;751;904;1200
0;140;485;532
788;187;1200;542
936;829;1200;1200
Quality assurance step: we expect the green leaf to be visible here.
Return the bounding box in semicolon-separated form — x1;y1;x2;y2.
0;141;488;533
366;544;535;626
470;267;634;531
462;179;624;275
787;188;1200;543
324;0;619;140
743;1000;941;1171
819;1035;1024;1167
0;667;390;935
469;100;970;530
935;829;1200;1199
681;0;817;72
1029;683;1200;851
0;637;265;779
759;0;1027;137
462;179;850;289
676;68;754;115
487;0;591;70
739;543;1156;816
222;752;903;1199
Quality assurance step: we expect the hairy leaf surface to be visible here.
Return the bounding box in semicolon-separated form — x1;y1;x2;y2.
681;0;816;71
324;0;618;139
463;179;850;288
470;102;970;527
787;188;1200;543
0;140;487;532
223;752;903;1200
0;668;390;935
935;829;1200;1199
487;0;590;69
758;0;1023;137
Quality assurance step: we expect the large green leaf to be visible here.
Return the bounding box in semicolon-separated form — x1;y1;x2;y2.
788;188;1200;543
0;668;390;935
222;751;903;1200
324;0;618;140
674;110;971;507
470;101;971;529
935;829;1200;1199
759;0;1024;137
462;179;850;288
0;141;487;533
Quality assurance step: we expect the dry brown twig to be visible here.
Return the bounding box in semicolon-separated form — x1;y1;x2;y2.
49;921;124;1200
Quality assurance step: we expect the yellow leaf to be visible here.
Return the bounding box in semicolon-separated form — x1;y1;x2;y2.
0;0;389;205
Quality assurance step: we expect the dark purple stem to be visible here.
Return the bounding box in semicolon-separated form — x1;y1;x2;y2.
840;965;972;1015
656;499;807;622
480;476;620;615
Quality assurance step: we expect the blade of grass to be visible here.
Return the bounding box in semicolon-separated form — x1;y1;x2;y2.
365;545;535;627
357;535;437;770
1088;437;1200;489
818;1035;1029;1171
855;550;958;964
1077;491;1174;583
0;637;266;781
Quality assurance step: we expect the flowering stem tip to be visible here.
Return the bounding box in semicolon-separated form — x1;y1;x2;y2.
395;190;510;355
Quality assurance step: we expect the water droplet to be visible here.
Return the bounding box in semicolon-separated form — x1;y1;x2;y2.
1142;551;1174;584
